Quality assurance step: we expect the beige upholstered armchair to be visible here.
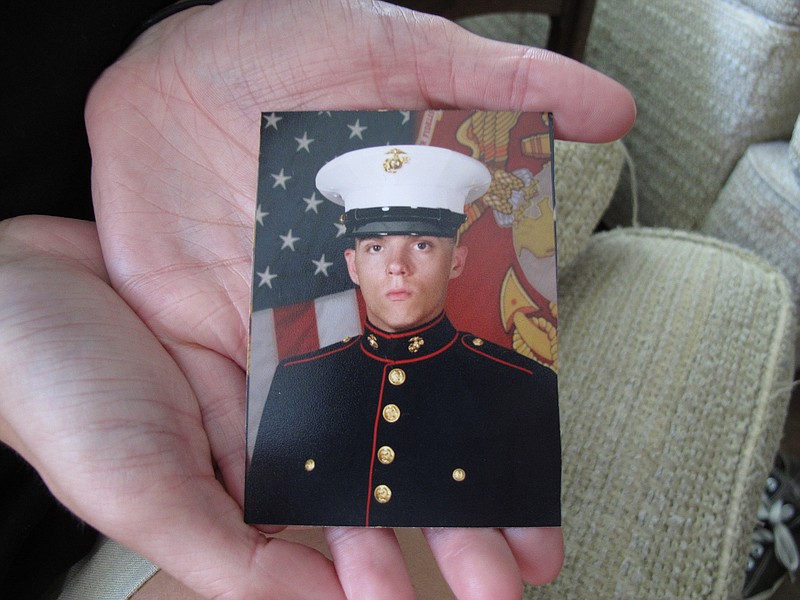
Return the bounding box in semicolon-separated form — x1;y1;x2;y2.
461;1;800;598
585;0;800;363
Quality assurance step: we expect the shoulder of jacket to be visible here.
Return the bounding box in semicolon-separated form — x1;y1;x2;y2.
279;335;361;368
458;332;548;374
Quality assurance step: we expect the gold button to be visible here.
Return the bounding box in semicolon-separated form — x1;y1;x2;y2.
342;336;351;343
304;459;316;472
382;404;401;423
472;337;484;347
452;468;466;482
374;484;392;503
377;446;396;464
388;368;406;386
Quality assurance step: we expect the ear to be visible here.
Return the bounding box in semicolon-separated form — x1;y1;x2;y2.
449;244;468;280
344;248;360;286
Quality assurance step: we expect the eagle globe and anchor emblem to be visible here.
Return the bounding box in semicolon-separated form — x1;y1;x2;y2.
383;148;410;173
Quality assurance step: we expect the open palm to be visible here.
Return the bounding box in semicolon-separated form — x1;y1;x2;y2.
1;1;634;598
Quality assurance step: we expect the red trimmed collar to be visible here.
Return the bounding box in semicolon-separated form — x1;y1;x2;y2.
360;313;458;361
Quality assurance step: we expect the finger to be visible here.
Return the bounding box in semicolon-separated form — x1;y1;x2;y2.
0;215;109;280
194;0;636;143
502;527;564;586
325;527;416;600
165;343;249;502
423;528;523;600
365;7;637;142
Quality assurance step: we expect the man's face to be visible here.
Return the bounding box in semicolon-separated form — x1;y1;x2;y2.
344;235;467;332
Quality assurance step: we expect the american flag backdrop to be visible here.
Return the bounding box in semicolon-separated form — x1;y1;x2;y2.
248;111;416;454
247;110;558;457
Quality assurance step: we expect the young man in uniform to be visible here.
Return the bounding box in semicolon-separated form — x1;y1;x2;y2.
245;145;560;528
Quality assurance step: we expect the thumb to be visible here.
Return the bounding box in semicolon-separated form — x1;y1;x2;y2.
112;479;345;600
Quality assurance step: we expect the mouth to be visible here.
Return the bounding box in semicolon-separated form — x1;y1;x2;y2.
386;289;411;301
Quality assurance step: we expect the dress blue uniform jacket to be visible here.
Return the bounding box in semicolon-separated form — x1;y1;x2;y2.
245;313;561;528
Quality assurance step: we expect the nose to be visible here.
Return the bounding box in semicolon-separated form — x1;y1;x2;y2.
386;246;409;276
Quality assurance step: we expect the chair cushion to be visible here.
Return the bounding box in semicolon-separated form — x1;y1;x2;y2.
526;228;797;599
457;11;549;47
733;0;800;26
701;141;800;363
586;0;800;230
554;140;625;270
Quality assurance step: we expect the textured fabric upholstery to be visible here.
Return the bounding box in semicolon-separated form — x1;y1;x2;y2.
527;228;797;599
735;0;800;24
585;0;800;230
58;537;158;600
702;138;800;362
790;113;800;177
463;5;800;598
458;11;549;46
554;140;625;270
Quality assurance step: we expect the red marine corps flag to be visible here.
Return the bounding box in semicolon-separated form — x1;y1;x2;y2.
425;111;558;370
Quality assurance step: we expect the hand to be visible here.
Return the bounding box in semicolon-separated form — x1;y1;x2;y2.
2;1;634;598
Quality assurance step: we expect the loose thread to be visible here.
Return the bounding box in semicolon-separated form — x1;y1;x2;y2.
620;142;640;228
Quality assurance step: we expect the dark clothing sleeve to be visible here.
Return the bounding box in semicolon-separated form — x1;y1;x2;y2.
0;0;173;222
0;3;177;597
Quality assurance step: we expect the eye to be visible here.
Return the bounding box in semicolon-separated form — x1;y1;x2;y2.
368;244;382;253
415;241;430;250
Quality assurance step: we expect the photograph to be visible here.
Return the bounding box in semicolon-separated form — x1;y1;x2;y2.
245;110;561;528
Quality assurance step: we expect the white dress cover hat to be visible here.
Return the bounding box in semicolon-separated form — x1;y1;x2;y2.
316;145;491;237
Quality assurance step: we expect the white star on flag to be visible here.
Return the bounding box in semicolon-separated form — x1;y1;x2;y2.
312;254;334;276
400;111;411;124
334;222;347;238
295;132;314;153
255;204;268;226
271;168;291;189
263;113;282;130
257;266;278;288
347;119;367;140
279;229;300;251
303;192;323;213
